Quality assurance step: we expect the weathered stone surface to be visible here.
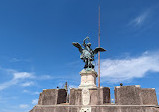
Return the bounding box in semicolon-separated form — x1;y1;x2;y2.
31;106;56;112
115;85;143;105
89;88;98;105
57;89;67;104
69;88;82;105
82;88;90;105
120;106;143;112
153;107;159;112
89;87;110;105
38;92;42;105
103;87;111;104
80;106;91;112
70;87;110;105
115;85;158;105
30;105;159;112
92;106;119;112
141;88;158;105
79;69;97;89
30;106;81;112
38;89;67;105
31;85;159;112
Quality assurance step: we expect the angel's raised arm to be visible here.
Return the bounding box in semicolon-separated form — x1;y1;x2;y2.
82;37;89;47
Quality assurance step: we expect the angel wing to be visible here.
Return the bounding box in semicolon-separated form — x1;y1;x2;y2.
93;47;106;54
72;42;83;53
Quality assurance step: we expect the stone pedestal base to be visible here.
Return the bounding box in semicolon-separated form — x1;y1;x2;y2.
79;69;97;89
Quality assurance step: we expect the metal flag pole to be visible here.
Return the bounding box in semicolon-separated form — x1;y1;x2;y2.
98;5;101;88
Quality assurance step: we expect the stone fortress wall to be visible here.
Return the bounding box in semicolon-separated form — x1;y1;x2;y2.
30;69;159;112
30;86;159;112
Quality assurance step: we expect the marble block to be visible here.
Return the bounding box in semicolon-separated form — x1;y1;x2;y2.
79;69;98;89
82;88;90;105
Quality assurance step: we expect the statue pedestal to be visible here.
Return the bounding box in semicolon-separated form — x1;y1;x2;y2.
79;69;98;89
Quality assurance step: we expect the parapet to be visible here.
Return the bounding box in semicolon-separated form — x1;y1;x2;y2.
69;87;110;105
141;88;158;105
38;89;67;105
114;85;158;105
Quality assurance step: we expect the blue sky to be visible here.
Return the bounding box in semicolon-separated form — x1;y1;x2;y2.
0;0;159;111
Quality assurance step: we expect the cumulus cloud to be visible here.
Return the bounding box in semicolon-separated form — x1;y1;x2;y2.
100;51;159;83
19;104;29;109
32;99;38;105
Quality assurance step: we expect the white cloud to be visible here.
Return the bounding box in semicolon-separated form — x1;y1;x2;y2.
19;104;29;109
129;10;150;27
0;96;17;104
0;71;34;91
32;99;38;105
23;90;40;95
13;72;33;80
10;58;21;62
0;79;18;91
9;57;31;63
0;68;55;91
21;81;34;87
23;89;30;93
38;75;53;80
100;51;159;83
33;92;40;95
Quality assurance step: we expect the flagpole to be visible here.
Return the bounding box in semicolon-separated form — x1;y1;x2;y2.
98;5;101;88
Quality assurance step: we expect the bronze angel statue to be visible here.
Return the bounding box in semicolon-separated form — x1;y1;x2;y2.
72;37;106;70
